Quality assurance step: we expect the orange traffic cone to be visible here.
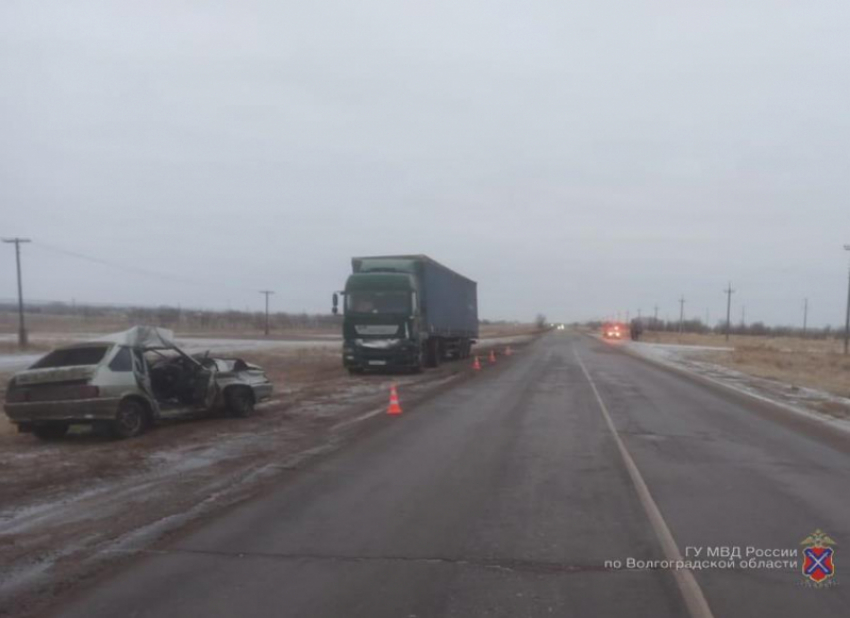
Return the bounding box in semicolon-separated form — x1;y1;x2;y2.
505;346;513;356
472;356;481;371
489;350;497;364
387;384;402;415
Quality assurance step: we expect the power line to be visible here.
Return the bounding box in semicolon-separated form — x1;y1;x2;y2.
31;241;260;297
33;241;207;287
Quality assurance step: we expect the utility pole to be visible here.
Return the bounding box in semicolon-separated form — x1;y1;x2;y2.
259;290;274;337
724;282;735;342
844;245;850;355
3;237;31;347
740;305;746;328
678;295;685;334
803;298;808;337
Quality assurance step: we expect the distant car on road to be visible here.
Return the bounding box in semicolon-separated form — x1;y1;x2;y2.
3;326;273;440
601;321;627;340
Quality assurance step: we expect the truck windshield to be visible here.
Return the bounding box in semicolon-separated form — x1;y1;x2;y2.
347;291;410;315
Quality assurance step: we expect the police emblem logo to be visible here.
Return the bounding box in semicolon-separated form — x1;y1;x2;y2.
801;530;836;585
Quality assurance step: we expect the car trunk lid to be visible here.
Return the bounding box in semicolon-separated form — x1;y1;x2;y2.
14;365;99;387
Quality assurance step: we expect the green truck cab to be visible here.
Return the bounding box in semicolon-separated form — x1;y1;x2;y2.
333;255;478;373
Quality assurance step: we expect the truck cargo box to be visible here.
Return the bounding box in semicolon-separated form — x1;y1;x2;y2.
352;255;478;338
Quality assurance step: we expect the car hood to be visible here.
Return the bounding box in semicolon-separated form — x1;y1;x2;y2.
200;357;265;373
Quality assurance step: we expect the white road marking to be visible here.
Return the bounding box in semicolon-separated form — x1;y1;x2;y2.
574;350;715;618
332;407;386;430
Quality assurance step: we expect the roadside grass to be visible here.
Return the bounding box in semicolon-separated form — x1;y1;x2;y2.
0;341;52;355
1;314;538;342
640;331;843;353
641;331;850;400
699;347;850;399
0;369;13;436
479;323;541;338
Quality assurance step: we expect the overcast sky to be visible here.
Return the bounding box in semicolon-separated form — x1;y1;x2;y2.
2;1;849;325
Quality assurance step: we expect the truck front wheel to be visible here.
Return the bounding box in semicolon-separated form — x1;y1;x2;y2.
410;348;424;373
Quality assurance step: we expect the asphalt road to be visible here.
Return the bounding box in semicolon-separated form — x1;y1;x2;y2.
48;333;849;617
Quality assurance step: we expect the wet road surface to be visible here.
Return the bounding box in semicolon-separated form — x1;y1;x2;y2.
48;333;849;617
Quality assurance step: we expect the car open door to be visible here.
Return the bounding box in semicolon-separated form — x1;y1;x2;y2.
182;352;218;409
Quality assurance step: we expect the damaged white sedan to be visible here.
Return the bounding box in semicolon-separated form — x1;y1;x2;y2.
3;326;273;440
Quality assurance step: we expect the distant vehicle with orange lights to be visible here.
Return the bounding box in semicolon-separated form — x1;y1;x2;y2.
601;321;628;340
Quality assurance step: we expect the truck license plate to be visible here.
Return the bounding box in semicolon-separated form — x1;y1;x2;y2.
368;360;387;366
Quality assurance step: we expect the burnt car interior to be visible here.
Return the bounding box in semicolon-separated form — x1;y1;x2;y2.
147;351;212;407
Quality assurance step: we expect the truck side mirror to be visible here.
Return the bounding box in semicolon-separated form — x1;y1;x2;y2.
332;293;339;315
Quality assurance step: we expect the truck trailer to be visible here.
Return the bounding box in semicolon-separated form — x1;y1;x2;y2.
332;255;478;373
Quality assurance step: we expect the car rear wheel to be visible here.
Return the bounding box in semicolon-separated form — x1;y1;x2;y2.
111;399;148;439
33;422;70;441
226;388;254;418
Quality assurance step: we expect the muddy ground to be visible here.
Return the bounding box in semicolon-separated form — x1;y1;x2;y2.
0;333;536;618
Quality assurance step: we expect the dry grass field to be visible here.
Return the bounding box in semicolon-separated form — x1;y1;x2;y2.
641;331;850;399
